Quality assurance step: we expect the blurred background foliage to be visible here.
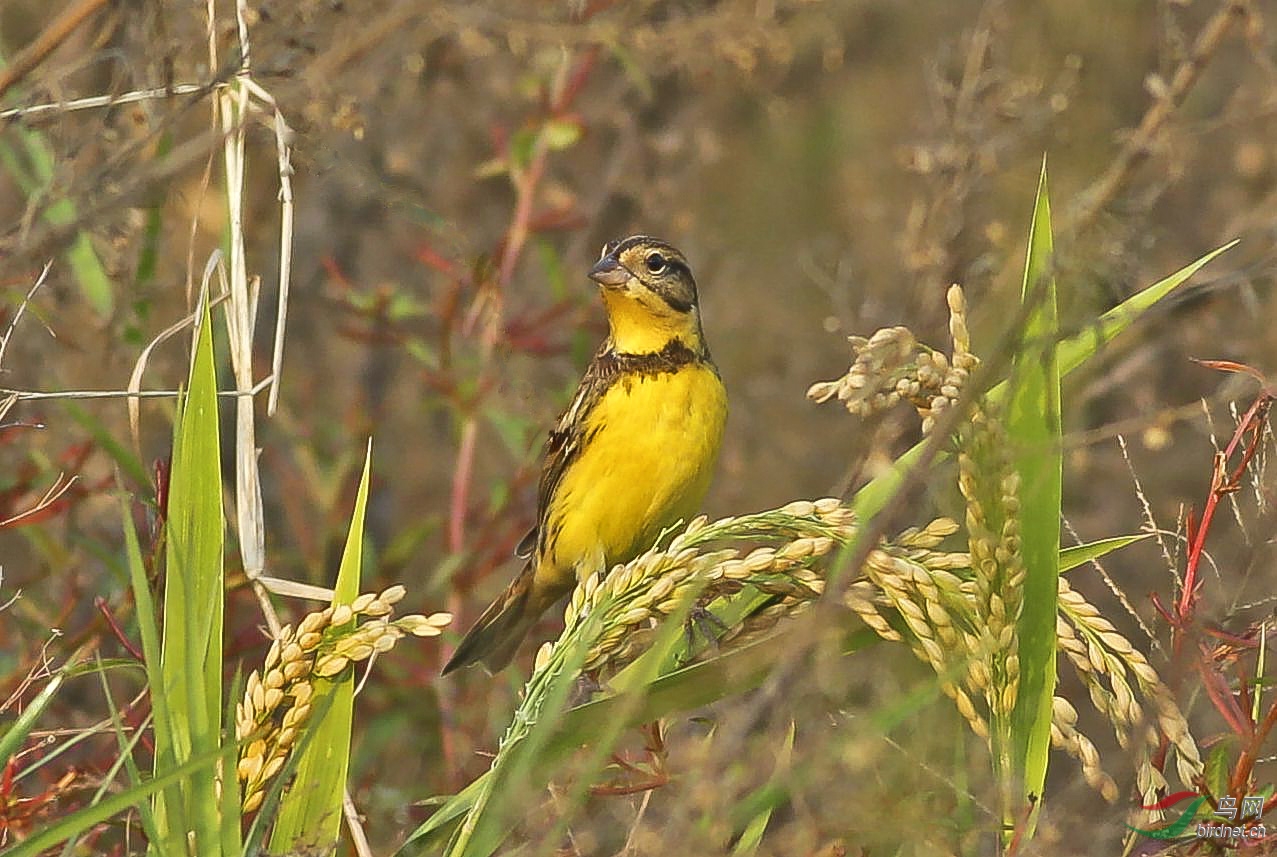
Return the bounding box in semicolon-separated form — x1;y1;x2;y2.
1;0;1275;853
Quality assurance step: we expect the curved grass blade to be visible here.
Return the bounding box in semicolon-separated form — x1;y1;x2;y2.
0;669;64;767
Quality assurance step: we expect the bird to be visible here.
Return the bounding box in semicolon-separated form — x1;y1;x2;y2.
442;235;728;674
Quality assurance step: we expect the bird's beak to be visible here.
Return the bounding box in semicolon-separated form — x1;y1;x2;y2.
589;256;631;287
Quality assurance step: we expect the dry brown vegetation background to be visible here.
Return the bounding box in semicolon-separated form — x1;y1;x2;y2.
2;1;1276;854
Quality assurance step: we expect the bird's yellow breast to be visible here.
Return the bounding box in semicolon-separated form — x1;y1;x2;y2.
537;362;727;589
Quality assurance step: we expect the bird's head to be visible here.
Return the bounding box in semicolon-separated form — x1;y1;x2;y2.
589;235;706;355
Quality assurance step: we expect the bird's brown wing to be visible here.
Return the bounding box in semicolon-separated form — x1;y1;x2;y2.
516;340;621;560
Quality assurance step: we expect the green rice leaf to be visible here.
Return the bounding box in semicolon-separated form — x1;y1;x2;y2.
0;667;64;768
1007;162;1060;827
156;295;225;854
1057;240;1239;377
1060;534;1151;572
268;441;371;853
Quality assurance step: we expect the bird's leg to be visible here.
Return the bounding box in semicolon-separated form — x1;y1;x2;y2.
681;602;730;660
569;670;605;707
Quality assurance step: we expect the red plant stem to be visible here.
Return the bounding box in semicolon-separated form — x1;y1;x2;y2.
1196;653;1253;738
448;419;479;554
1173;391;1272;652
448;46;597;555
94;598;144;662
1230;699;1277;794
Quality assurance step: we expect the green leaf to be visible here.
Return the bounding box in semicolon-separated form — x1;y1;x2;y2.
1057;239;1239;378
121;500;181;852
156;296;226;854
542;117;582;151
0;667;64;767
1059;534;1151;572
65;401;151;488
269;440;372;853
729;722;795;856
1007;162;1060;830
93;661;161;851
508;128;537;172
1203;743;1233;799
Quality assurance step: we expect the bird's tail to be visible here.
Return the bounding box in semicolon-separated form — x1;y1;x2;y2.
442;563;542;675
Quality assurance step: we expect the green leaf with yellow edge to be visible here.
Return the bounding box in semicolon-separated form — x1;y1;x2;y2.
156;295;227;855
269;440;371;854
1007;162;1060;831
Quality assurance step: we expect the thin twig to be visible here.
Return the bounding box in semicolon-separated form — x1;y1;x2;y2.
0;83;210;121
0;0;110;102
1063;0;1251;232
2;380;273;401
0;262;52;371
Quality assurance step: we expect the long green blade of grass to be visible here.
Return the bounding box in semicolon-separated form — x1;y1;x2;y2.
155;296;226;855
122;500;177;852
0;668;65;768
1007;162;1061;829
268;441;371;853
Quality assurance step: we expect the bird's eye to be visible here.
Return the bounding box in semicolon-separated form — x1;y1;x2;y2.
645;253;667;273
